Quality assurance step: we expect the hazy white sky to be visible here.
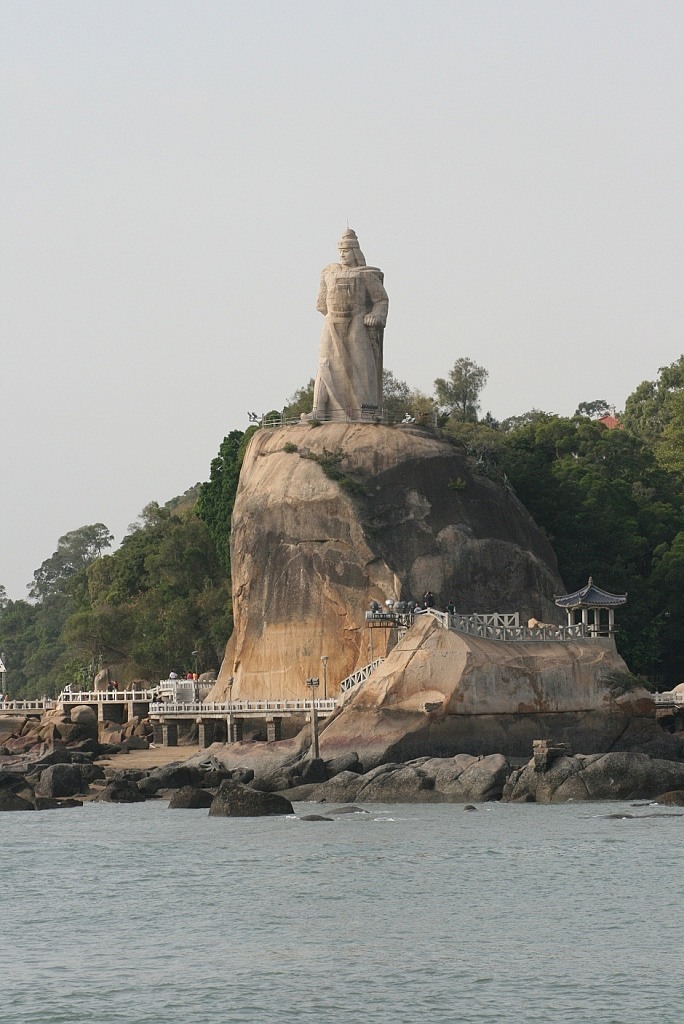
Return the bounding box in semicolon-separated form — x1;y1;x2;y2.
1;0;683;599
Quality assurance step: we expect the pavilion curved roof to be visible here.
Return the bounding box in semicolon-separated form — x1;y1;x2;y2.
554;577;627;609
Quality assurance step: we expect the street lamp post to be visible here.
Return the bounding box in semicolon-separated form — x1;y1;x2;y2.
227;675;234;743
320;655;328;699
306;676;320;760
191;650;199;703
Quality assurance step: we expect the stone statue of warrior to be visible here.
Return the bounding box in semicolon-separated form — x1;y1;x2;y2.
312;229;388;420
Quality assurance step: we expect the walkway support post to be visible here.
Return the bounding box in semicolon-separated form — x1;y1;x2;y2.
227;675;234;743
306;677;320;760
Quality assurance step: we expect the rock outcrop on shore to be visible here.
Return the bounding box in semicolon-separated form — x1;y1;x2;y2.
503;751;684;803
210;422;564;702
0;705;155;760
5;736;684;811
315;615;669;762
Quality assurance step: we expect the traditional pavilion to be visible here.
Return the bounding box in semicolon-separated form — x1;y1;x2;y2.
554;577;627;637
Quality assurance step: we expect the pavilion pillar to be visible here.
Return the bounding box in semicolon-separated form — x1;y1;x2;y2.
608;608;615;635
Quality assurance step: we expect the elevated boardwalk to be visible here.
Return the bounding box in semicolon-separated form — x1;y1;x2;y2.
0;698;56;716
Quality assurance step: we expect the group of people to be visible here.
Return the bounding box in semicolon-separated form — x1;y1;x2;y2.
370;591;455;617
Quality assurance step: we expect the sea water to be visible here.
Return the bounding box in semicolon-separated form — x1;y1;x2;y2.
1;799;681;1024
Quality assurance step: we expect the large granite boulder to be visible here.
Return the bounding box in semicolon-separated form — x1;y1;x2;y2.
0;790;34;811
70;705;97;725
210;422;564;702
137;764;204;797
95;780;145;803
33;763;87;799
284;754;511;803
168;786;214;809
503;752;684;803
413;753;511;801
316;615;659;763
209;779;294;817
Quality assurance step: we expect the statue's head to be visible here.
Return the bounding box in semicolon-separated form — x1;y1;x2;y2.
338;227;366;268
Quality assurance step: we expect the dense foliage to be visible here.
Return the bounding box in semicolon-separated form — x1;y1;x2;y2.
1;356;682;695
197;428;256;573
1;505;233;697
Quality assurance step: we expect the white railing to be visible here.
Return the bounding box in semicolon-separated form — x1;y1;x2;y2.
427;609;590;642
654;691;684;707
150;699;338;716
58;689;158;703
339;658;385;693
258;410;389;429
0;699;56;712
365;611;414;626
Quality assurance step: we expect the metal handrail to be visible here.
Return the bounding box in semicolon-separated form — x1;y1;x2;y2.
339;658;385;693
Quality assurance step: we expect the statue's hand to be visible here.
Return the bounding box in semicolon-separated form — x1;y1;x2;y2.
364;314;383;328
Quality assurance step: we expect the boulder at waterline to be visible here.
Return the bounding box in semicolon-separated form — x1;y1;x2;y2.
208;780;294;817
33;763;87;799
168;786;214;809
0;790;35;811
503;752;684;803
655;790;684;806
94;780;145;803
280;755;511;804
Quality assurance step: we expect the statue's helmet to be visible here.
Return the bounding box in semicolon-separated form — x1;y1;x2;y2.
337;228;366;266
338;227;360;250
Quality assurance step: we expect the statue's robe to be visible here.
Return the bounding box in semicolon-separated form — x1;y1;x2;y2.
312;263;388;420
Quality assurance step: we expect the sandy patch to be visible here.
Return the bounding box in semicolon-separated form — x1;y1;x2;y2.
97;745;202;772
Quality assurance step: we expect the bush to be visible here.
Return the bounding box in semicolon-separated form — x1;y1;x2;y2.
603;670;655;698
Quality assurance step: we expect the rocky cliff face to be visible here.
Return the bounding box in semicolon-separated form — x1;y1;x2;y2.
316;615;663;764
211;422;565;701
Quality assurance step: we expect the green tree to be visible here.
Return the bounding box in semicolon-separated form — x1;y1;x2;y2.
282;380;314;419
434;357;489;423
65;504;233;682
500;414;684;679
29;523;113;601
575;399;611;419
622;355;684;441
382;369;412;421
656;389;684;476
197;429;254;573
650;531;684;681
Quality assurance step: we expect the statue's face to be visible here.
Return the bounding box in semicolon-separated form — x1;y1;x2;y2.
338;246;356;267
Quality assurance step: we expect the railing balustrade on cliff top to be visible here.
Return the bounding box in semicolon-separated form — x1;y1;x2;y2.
426;609;591;642
250;409;439;429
